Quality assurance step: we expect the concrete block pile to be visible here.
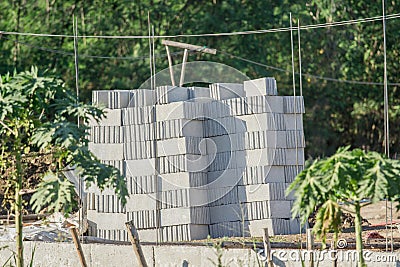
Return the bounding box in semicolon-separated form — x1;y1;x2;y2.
87;77;305;242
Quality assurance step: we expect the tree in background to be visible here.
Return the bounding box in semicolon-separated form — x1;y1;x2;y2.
287;146;400;267
0;67;128;267
0;1;399;157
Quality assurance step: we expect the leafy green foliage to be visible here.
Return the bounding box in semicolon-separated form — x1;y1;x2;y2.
0;67;128;214
288;146;400;231
30;171;77;215
1;1;399;157
287;146;400;266
313;199;342;246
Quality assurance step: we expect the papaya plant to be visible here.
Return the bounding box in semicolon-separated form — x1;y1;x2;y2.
287;146;400;267
0;67;128;267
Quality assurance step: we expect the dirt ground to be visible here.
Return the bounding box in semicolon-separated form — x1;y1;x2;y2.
198;201;400;251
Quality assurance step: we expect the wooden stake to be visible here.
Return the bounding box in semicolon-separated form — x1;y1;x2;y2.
70;227;87;267
179;49;189;86
165;46;176;86
126;221;148;267
307;228;314;267
161;40;217;54
161;40;216;87
263;228;274;267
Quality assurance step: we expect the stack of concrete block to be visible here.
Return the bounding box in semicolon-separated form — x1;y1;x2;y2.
87;77;306;242
202;77;305;237
88;85;210;242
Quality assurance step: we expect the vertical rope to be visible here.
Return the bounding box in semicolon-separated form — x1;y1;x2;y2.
297;20;303;98
290;12;303;248
147;18;160;245
289;14;299;175
73;14;83;241
382;0;392;252
148;12;153;90
152;26;156;89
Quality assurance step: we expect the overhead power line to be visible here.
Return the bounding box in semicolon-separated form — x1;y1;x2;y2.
219;51;400;86
0;13;399;39
2;28;399;87
0;35;185;60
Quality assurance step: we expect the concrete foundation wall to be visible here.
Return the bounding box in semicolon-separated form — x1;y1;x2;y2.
1;241;398;267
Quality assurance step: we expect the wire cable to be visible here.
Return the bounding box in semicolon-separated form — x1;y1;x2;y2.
2;31;399;87
0;13;399;39
0;35;184;60
219;50;400;86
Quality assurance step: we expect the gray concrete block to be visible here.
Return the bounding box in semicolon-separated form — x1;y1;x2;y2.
122;106;153;125
209;221;244;238
156;86;189;104
210;83;245;100
244;77;277;96
242;201;269;221
124;158;156;176
127;175;156;194
245;130;287;150
127;209;157;229
265;96;284;113
111;90;133;109
203;101;232;119
225;95;284;115
86;183;126;196
89;108;122;126
289;217;303;234
285;148;305;165
284;165;303;183
159;154;209;174
123;140;155;160
238;183;288;202
207;169;243;188
161;224;209;242
87;211;126;230
268;200;292;218
242;166;285;184
129;89;156;107
92;90;132;109
208;150;247;172
207;186;239;207
208;133;245;152
206;116;248;136
210;204;242;223
221;97;250;116
248;218;291;236
156;119;203;139
161;188;208;208
161;207;210;226
125;193;157;211
246;148;286;166
160;172;208;191
89;125;124;143
88;143;124;161
156;101;203;121
137;228;157;242
189;86;212;102
207;131;286;153
157;137;206;156
286;130;305;148
90;193;126;213
284;113;303;130
96;228;128;241
238;113;285;132
283;96;305;114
